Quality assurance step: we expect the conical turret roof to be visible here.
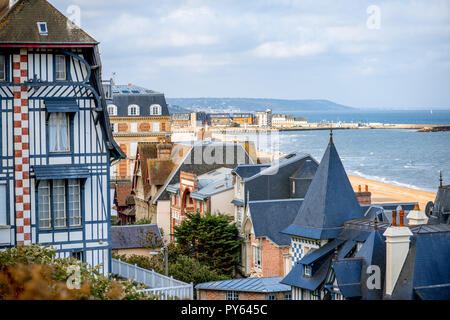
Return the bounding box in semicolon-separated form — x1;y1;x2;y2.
283;132;363;239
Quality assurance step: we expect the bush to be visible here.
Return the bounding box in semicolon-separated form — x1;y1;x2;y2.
0;244;157;300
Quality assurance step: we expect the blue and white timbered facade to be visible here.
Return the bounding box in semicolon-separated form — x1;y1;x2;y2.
0;0;124;275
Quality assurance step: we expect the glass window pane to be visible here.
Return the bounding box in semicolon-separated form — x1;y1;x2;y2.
38;181;51;229
49;113;69;152
53;180;66;227
55;55;66;80
0;55;5;81
68;179;81;227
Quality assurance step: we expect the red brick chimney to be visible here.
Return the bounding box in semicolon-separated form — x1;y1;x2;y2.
355;184;372;204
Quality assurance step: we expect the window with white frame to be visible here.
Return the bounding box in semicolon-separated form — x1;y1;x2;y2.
72;250;83;262
107;104;117;116
266;294;277;300
226;291;239;300
55;55;66;81
0;54;5;81
128;104;140;116
37;22;48;36
284;293;292;300
150;104;162;115
38;179;82;229
0;184;7;225
48;112;70;152
153;122;160;132
304;265;312;277
253;243;262;268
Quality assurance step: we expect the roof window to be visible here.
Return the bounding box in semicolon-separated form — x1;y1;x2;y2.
37;22;48;36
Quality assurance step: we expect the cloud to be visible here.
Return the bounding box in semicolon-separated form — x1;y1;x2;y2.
253;41;325;58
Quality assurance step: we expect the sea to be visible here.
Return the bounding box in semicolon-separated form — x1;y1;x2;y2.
227;109;450;192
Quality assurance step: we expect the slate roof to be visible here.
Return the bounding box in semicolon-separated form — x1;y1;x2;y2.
153;141;253;203
290;159;318;180
232;164;270;179
248;199;303;246
281;257;332;291
114;183;132;207
428;185;450;224
283;135;363;240
0;0;97;44
107;84;169;117
196;277;291;293
111;224;162;249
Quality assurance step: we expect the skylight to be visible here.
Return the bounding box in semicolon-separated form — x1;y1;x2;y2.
37;22;48;36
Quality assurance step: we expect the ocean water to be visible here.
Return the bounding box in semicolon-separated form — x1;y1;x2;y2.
292;109;450;125
225;128;450;193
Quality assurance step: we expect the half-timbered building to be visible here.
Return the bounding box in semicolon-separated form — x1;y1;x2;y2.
0;0;124;275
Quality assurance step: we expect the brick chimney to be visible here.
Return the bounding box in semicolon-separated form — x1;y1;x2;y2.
355;184;372;204
383;211;413;296
407;204;428;225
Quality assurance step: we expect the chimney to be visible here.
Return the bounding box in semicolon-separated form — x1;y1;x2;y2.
383;218;413;296
407;204;428;226
355;184;372;205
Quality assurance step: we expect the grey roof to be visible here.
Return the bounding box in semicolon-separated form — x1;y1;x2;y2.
154;142;253;203
428;185;450;224
281;256;332;291
290;159;318;180
107;84;169;117
172;113;191;120
248;199;303;246
232;164;270;179
196;277;290;293
283;137;363;240
167;167;234;200
111;224;162;249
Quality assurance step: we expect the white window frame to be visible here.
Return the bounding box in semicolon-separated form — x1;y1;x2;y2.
68;179;81;227
38;181;51;229
128;104;140;116
253;243;262;269
53;180;67;228
226;291;239;300
304;265;312;277
0;54;5;81
153;122;160;132
266;294;277;300
55;55;66;81
37;22;48;36
107;104;117;116
0;183;7;226
150;104;162;115
48;112;70;153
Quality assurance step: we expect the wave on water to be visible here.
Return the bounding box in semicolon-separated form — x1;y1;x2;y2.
348;170;435;192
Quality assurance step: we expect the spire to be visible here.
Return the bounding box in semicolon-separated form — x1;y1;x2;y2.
440;171;443;188
282;134;363;240
329;129;334;145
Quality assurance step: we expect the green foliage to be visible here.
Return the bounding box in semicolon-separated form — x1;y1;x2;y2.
0;244;157;300
111;215;119;226
134;218;152;225
113;244;230;287
173;212;242;276
231;122;240;127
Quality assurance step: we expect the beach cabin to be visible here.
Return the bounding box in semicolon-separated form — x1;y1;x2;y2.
0;0;124;274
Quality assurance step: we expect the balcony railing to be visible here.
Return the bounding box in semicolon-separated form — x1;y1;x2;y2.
111;258;193;300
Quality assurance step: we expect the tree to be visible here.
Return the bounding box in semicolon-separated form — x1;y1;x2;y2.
173;212;242;276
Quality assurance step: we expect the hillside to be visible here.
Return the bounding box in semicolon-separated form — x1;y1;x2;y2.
166;98;354;114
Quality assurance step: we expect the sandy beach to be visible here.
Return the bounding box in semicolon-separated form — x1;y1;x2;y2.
348;175;436;211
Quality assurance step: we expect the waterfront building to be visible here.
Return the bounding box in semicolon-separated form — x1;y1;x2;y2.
209;113;231;127
0;0;124;274
172;111;209;129
232;113;254;126
272;114;307;127
103;79;171;181
167;167;235;235
255;109;272;127
196;277;291;300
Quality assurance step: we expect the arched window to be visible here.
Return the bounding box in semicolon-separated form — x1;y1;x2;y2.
107;104;117;116
128;104;140;116
150;104;162;116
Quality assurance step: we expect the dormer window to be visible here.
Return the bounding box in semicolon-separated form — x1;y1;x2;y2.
107;104;117;116
128;104;140;116
150;104;162;115
304;265;312;277
37;22;48;36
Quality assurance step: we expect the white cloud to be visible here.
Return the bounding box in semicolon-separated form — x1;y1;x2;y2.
253;41;325;58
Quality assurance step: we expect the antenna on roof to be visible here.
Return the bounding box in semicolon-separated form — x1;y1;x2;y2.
329;128;334;145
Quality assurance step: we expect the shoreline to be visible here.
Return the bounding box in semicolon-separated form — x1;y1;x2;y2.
209;133;437;210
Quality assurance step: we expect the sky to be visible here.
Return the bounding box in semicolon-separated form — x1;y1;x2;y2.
50;0;450;109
